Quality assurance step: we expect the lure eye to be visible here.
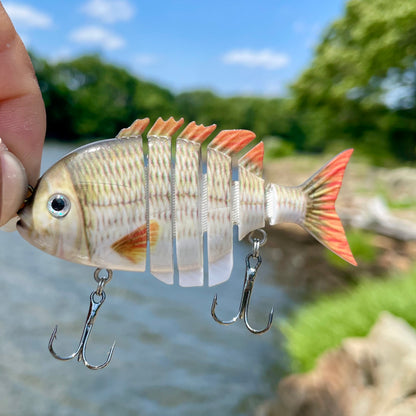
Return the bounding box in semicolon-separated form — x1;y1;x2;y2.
47;194;71;218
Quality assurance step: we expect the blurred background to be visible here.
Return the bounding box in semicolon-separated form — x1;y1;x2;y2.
2;0;416;415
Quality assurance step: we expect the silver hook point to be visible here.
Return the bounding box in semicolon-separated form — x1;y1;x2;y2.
211;250;274;334
48;269;115;370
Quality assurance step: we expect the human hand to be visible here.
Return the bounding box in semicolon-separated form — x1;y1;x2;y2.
0;2;46;226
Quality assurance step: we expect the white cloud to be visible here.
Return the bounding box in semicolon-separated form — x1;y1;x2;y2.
3;2;52;29
70;25;125;50
81;0;135;24
223;49;290;70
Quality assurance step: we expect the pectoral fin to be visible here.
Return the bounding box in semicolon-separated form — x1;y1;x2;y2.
111;221;159;263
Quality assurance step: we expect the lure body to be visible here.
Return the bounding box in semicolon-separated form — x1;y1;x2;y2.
17;117;356;287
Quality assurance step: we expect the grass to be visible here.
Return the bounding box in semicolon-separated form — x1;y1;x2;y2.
281;265;416;373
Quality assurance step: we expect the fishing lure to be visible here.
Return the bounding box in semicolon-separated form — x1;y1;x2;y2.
17;116;356;369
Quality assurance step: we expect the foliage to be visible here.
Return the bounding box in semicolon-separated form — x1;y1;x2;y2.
291;0;416;163
263;136;295;158
32;54;299;149
175;91;300;145
282;266;416;372
32;54;176;141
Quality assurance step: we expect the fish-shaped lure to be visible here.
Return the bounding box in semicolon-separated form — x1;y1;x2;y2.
17;117;356;287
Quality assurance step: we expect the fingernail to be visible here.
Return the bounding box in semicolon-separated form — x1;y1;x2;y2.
0;138;28;227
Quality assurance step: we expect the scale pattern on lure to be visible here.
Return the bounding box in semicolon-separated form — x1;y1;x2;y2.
17;117;356;288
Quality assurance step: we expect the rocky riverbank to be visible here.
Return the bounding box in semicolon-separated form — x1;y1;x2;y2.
257;312;416;416
257;156;416;415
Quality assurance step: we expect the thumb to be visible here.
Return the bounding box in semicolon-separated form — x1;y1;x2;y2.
0;139;28;227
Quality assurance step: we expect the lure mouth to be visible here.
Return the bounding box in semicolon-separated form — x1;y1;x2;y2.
18;185;34;211
16;194;36;238
16;205;51;255
16;191;67;258
16;185;33;224
16;184;36;227
16;208;31;235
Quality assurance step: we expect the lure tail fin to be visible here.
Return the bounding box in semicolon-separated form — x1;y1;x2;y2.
266;149;357;266
301;149;356;266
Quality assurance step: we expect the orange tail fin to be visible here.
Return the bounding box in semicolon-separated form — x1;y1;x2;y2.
301;149;356;265
266;149;356;265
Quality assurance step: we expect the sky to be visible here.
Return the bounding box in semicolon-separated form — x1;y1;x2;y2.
3;0;347;96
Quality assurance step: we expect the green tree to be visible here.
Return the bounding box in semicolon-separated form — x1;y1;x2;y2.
176;91;301;151
31;53;75;140
55;55;176;139
291;0;416;163
33;52;300;152
33;54;177;141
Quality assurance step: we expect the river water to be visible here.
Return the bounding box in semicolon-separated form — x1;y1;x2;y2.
0;144;298;416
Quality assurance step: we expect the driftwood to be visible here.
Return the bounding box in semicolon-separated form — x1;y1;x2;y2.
340;197;416;241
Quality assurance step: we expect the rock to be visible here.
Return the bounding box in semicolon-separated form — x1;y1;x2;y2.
257;312;416;416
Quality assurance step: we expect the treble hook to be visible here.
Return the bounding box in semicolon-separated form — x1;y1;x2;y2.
211;253;274;334
48;268;116;370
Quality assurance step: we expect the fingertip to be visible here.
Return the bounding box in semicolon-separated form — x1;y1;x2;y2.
0;142;28;227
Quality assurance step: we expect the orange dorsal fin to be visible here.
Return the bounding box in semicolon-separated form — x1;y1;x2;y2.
208;129;256;155
116;118;150;139
148;117;184;137
179;121;217;143
238;142;264;175
111;221;159;263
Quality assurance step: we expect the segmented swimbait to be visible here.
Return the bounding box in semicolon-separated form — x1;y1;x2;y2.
17;117;356;287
